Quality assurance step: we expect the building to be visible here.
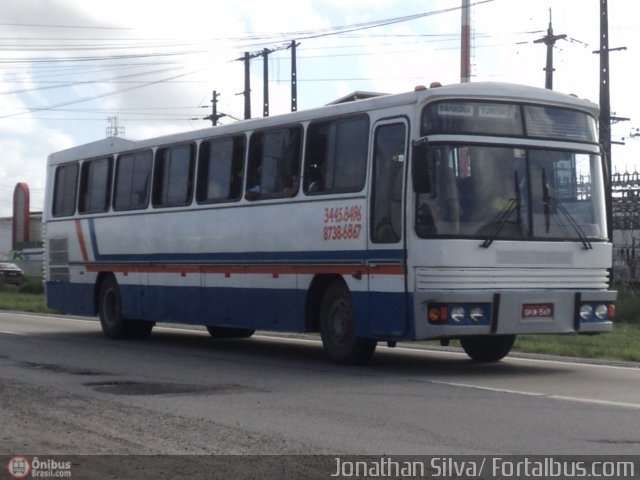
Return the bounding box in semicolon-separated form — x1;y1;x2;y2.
0;213;43;276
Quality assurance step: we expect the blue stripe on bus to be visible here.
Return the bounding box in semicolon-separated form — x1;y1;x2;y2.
45;281;414;340
88;217;99;261
91;248;405;264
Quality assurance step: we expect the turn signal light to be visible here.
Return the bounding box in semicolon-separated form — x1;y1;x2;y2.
428;306;447;324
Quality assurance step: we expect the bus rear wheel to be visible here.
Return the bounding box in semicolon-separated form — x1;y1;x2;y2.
206;326;255;339
98;276;153;339
319;281;376;365
460;335;515;362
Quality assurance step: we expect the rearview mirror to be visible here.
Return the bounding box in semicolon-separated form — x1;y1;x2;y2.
412;142;433;194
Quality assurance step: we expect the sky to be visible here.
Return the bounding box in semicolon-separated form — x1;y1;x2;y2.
0;0;638;217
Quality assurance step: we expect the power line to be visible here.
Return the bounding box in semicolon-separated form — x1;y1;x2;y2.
0;66;179;95
0;69;206;119
0;22;133;30
0;49;210;64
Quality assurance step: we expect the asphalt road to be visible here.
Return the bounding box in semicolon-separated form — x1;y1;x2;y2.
1;311;639;476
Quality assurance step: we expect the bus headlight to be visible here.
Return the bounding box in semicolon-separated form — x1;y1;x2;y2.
594;304;608;320
579;304;593;321
450;306;465;323
469;307;485;323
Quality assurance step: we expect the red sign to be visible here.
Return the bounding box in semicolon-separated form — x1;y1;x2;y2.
522;303;554;319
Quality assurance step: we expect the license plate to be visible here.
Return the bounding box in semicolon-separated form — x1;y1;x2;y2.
522;303;554;319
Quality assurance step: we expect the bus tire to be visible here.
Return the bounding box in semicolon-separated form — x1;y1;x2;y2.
128;319;155;339
206;326;255;339
319;281;376;365
460;335;515;362
98;276;153;340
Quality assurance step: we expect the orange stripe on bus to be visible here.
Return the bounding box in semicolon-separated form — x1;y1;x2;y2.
75;219;89;262
84;263;404;276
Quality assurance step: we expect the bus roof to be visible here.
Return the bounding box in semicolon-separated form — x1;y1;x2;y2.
47;82;599;164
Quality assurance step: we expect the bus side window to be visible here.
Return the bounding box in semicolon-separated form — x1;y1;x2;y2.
153;143;195;208
246;126;301;200
303;114;369;195
52;163;79;217
113;150;153;211
197;135;245;204
78;156;112;214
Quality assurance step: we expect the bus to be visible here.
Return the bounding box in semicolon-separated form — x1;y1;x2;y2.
43;82;616;365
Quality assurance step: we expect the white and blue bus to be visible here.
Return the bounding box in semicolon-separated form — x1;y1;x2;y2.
44;82;616;364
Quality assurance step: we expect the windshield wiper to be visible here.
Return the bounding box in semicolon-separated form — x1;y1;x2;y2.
480;171;522;248
542;169;592;250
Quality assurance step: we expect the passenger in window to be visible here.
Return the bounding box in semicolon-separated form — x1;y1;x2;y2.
490;169;516;211
473;159;526;238
245;184;260;200
245;167;261;200
308;179;323;193
416;199;437;236
305;167;324;193
283;174;299;196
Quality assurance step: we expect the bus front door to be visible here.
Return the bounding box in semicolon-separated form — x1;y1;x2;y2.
368;119;408;337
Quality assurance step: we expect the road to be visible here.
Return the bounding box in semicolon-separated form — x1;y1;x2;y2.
1;311;640;476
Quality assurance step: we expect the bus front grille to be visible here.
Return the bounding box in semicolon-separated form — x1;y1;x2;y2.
414;267;610;291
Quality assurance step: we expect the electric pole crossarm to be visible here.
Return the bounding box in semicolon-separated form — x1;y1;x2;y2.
533;8;566;90
593;46;627;54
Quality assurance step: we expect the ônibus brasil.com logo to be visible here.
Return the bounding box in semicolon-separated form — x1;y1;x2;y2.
7;456;31;479
7;456;72;478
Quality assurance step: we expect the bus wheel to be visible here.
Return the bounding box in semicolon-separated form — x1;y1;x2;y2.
98;276;153;339
460;335;515;362
128;319;154;339
206;326;255;339
319;281;376;365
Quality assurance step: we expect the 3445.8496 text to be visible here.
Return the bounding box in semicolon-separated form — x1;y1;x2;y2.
323;205;363;241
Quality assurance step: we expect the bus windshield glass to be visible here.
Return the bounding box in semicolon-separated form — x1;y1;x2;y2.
414;145;607;243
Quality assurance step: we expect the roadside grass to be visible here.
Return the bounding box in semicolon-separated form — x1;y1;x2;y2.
1;277;639;363
0;277;53;313
512;323;640;362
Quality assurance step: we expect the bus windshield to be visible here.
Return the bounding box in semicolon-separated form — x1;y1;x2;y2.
414;144;607;244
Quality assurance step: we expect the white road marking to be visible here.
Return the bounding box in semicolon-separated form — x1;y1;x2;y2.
427;379;640;410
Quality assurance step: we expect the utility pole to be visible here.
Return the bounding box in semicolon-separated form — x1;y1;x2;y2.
237;44;289;119
204;90;223;126
192;93;237;125
593;0;627;243
211;90;219;126
242;52;251;120
460;0;471;83
599;0;611;190
262;48;274;117
290;40;300;112
533;8;566;90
